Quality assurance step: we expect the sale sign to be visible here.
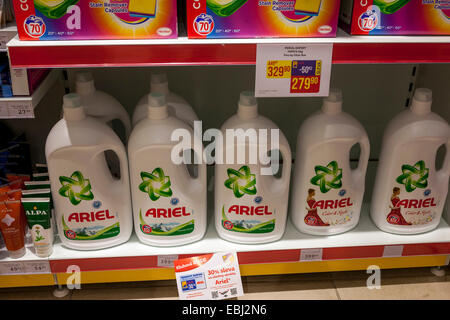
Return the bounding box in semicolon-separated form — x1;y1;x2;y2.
255;44;333;97
174;252;244;300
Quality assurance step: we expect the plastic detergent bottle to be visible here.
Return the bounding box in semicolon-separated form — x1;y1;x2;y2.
75;71;131;140
291;89;370;236
132;73;198;128
128;93;207;246
215;91;292;244
45;93;133;250
371;88;450;234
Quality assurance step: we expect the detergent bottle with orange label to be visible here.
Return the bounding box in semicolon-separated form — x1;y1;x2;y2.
371;88;450;234
291;89;370;235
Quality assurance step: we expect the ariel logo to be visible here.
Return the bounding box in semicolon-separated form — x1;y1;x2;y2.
139;168;173;201
396;160;429;193
310;161;343;193
59;171;94;205
224;165;257;198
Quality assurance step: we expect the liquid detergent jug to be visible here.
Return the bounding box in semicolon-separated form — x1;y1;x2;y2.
132;73;198;127
371;88;450;234
46;93;133;250
215;91;292;244
128;93;207;246
291;89;370;236
75;71;131;140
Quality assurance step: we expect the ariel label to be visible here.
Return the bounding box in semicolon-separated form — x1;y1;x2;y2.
387;160;438;226
58;170;120;240
138;168;195;236
305;161;354;227
221;165;275;234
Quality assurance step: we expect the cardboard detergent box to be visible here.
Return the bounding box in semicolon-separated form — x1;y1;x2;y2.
186;0;340;38
340;0;450;35
13;0;178;40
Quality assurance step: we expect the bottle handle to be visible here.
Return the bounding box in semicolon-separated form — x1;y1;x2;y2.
266;144;292;194
351;136;370;187
98;144;129;189
437;139;450;181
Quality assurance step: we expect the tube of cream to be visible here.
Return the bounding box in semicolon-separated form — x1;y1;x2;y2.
22;188;56;240
21;198;53;258
24;181;51;190
0;201;26;259
32;173;49;181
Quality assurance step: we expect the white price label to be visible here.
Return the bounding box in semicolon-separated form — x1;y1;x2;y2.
0;262;25;275
382;245;404;257
23;261;51;274
300;248;323;262
174;252;244;300
255;43;333;97
157;255;178;267
7;101;34;119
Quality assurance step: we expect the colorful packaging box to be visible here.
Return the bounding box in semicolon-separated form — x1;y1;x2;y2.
186;0;340;38
340;0;450;35
13;0;178;40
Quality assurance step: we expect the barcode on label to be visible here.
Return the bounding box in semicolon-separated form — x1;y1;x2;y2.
157;254;179;267
300;248;323;261
211;290;219;299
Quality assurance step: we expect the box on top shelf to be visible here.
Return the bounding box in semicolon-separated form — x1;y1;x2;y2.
12;0;178;40
186;0;341;38
340;0;450;35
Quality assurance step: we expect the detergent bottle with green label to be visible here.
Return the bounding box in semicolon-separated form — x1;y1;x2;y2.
46;93;132;250
132;73;198;128
215;91;292;244
371;88;450;234
128;93;207;246
291;89;370;236
75;71;131;140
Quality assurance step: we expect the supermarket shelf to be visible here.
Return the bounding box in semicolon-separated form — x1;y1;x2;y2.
0;22;17;52
6;29;450;68
1;204;449;287
0;69;60;119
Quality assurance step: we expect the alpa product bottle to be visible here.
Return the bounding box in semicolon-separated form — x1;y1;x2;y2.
371;88;450;234
215;91;292;244
132;73;198;128
75;71;131;140
291;89;370;236
45;93;133;250
128;93;207;246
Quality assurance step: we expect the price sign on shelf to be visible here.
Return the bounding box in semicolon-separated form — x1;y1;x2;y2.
157;254;179;267
300;248;323;262
7;101;34;119
255;43;333;97
23;261;51;274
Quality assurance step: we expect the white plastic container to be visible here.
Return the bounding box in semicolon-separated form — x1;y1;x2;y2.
45;93;133;250
75;71;131;139
215;91;292;244
128;93;207;246
132;73;198;127
371;88;450;234
291;89;370;236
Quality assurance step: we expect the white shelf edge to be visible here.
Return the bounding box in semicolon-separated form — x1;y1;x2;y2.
6;28;450;49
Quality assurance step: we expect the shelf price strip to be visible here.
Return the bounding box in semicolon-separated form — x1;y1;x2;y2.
0;260;51;275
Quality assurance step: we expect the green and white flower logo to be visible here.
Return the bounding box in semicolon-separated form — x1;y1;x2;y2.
139;168;173;201
224;165;257;198
396;160;429;192
310;161;343;193
59;171;94;205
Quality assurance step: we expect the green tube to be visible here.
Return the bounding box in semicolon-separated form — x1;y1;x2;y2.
22;188;55;240
21;198;53;258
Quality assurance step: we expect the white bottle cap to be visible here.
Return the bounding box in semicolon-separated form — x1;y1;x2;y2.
322;88;343;115
63;93;86;121
75;71;96;95
8;246;26;259
237;91;258;119
150;73;169;95
411;88;432;115
147;93;168;120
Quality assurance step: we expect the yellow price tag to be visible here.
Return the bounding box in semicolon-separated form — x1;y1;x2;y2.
266;60;292;79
